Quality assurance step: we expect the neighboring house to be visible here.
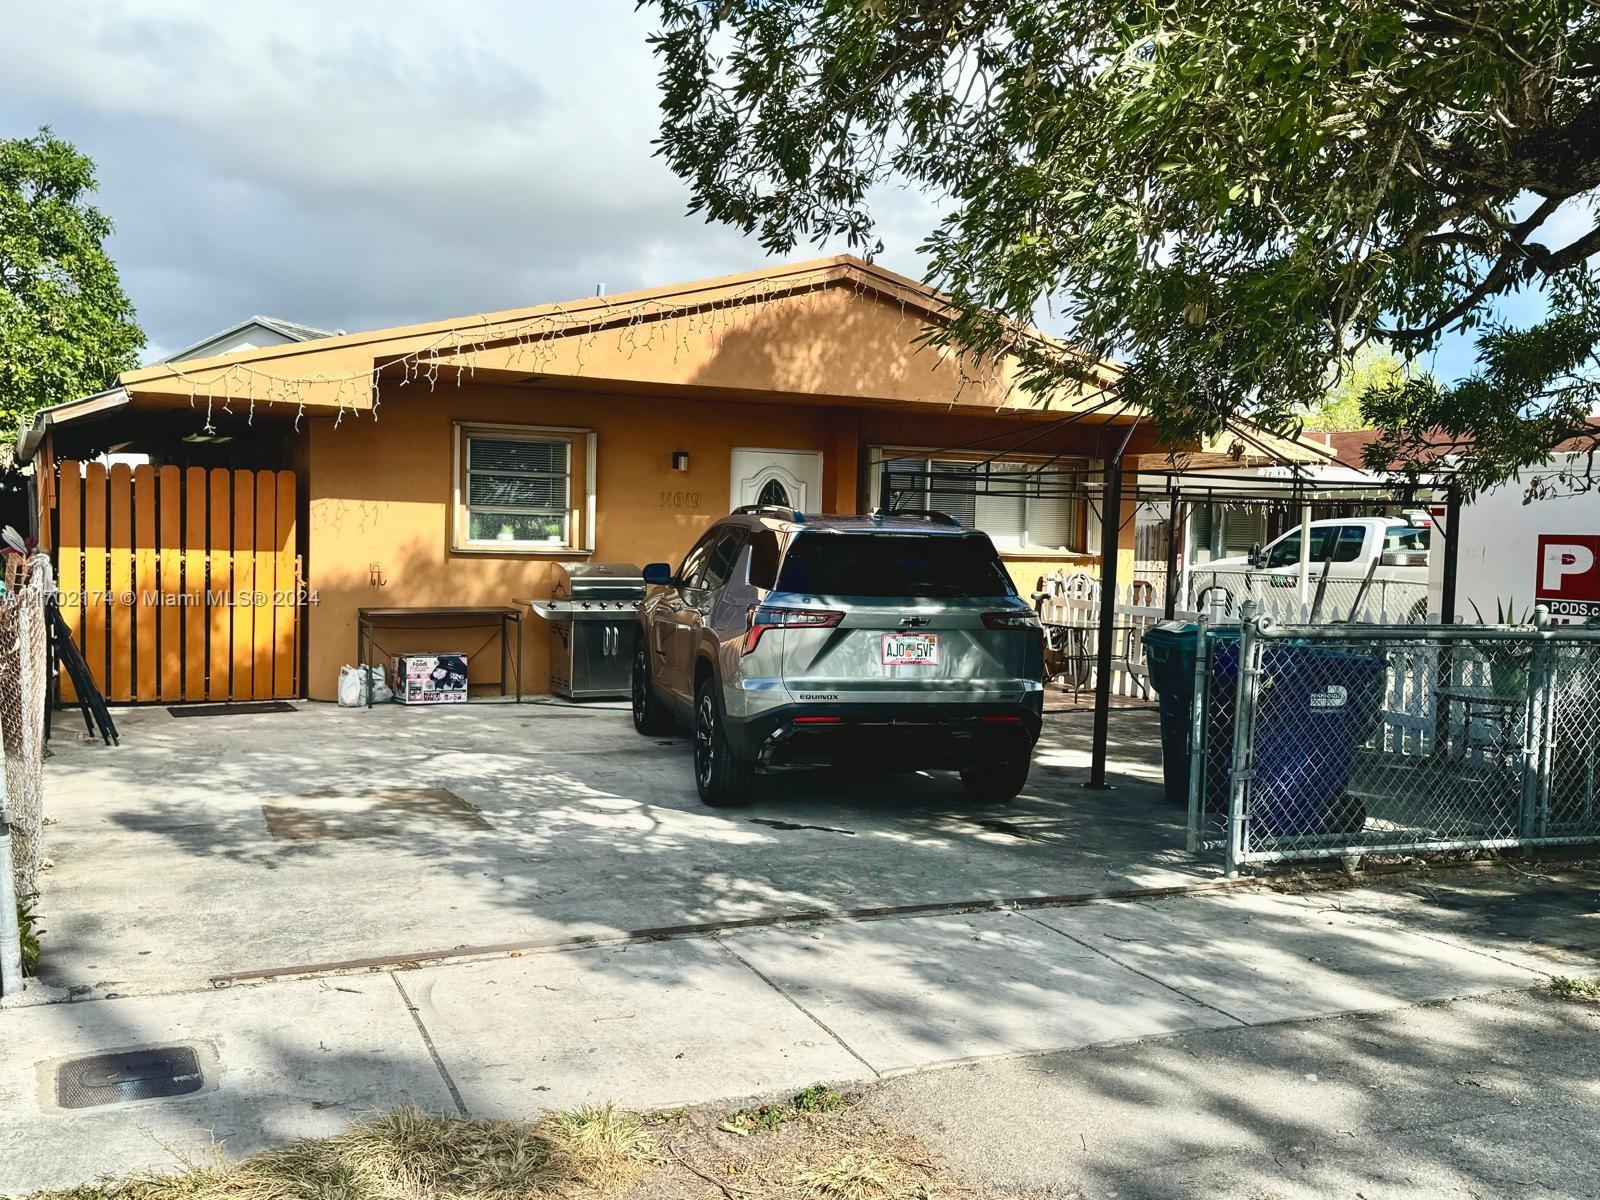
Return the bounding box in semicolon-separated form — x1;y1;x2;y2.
159;316;338;363
16;255;1319;704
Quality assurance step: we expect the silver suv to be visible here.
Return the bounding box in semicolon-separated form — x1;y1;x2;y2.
633;506;1045;807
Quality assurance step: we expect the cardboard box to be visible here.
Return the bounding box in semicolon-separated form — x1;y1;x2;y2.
389;653;469;705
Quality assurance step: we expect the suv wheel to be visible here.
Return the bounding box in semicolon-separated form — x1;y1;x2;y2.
631;644;672;735
960;757;1031;804
694;677;754;807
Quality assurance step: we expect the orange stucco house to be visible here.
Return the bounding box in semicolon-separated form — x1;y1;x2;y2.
19;255;1304;705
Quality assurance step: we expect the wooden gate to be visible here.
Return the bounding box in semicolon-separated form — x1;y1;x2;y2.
51;462;301;703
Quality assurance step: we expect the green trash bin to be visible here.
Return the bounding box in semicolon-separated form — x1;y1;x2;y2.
1143;622;1200;806
1143;623;1245;808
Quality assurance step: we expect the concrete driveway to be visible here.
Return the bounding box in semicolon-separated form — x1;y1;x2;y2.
36;699;1204;998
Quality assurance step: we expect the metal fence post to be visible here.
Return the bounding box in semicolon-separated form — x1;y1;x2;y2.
1186;609;1209;853
1225;600;1261;877
1524;607;1557;839
0;821;20;996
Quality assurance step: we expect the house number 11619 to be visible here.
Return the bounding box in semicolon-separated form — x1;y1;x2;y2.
659;490;700;509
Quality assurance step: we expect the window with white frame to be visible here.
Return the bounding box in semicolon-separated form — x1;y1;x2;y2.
455;424;583;550
875;454;1091;554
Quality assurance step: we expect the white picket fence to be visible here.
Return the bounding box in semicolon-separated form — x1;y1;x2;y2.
1033;566;1429;700
1036;576;1197;698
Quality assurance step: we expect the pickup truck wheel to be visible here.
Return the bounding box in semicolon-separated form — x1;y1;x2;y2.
631;644;673;735
694;678;754;807
960;757;1031;804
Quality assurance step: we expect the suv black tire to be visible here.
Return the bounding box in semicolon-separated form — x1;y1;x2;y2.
694;676;754;807
631;644;673;735
960;757;1031;804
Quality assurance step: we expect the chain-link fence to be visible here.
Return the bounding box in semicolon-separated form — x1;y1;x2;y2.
1191;607;1600;870
3;557;51;892
0;555;51;993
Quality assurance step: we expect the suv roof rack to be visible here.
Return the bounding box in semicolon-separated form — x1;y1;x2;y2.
869;507;962;527
731;504;804;522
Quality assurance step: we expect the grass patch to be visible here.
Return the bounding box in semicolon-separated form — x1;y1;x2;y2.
793;1085;848;1114
26;1104;658;1200
721;1086;850;1136
22;1084;987;1200
1549;975;1600;1002
794;1153;912;1200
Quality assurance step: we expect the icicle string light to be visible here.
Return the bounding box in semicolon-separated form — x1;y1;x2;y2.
146;270;1111;430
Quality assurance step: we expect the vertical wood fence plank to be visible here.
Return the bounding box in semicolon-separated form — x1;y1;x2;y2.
82;464;109;696
108;464;134;702
184;467;208;701
274;471;297;698
134;465;158;700
207;470;232;700
56;463;83;702
230;470;255;701
252;473;276;699
157;466;183;700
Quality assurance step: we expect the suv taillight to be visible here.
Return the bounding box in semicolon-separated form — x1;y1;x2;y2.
981;611;1041;631
743;605;843;654
983;610;1044;657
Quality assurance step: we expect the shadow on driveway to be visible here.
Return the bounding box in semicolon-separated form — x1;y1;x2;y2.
36;700;1199;996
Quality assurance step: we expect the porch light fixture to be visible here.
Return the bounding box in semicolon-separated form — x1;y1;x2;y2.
671;451;689;472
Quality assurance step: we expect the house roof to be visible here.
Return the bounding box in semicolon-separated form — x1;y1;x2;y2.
114;254;1121;399
1318;425;1600;469
16;255;1333;470
158;315;338;363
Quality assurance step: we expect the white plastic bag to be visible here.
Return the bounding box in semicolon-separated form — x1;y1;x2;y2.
337;663;393;707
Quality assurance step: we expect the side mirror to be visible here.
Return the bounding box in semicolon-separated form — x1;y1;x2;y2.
1248;541;1264;569
642;562;673;586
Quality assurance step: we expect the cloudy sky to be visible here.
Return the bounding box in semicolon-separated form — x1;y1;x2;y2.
2;1;1540;380
0;1;938;363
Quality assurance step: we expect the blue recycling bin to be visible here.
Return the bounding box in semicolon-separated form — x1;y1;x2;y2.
1212;642;1386;838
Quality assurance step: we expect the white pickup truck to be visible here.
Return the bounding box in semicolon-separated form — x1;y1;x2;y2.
1191;516;1431;622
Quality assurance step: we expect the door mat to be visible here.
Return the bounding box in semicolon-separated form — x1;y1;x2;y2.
168;701;299;718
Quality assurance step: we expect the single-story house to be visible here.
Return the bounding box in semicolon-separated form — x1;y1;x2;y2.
17;255;1319;704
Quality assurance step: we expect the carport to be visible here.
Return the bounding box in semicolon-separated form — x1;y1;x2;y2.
879;447;1459;787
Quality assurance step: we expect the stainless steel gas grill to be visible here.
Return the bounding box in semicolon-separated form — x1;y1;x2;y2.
526;562;645;699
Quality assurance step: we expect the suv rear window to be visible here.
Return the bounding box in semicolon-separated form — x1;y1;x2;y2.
775;532;1016;598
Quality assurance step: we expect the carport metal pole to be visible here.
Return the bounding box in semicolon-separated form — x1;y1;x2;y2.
1087;456;1125;789
1432;480;1465;758
1163;486;1182;619
1439;482;1462;625
1296;499;1313;619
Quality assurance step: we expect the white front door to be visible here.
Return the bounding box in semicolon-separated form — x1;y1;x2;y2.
730;448;823;513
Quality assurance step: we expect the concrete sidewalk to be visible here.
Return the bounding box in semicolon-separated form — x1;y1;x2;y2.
4;868;1597;1194
873;988;1600;1199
